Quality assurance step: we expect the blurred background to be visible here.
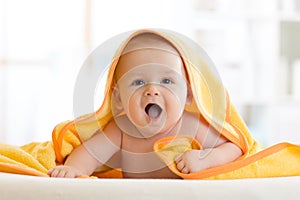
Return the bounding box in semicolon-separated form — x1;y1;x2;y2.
1;0;300;146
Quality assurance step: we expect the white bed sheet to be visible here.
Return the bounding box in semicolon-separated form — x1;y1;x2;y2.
1;172;300;200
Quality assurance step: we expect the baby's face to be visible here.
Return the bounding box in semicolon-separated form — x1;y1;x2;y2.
113;45;190;137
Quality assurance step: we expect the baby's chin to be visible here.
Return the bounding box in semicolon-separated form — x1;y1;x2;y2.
131;118;167;138
131;114;183;138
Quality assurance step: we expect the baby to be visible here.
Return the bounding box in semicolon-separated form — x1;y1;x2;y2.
48;33;242;178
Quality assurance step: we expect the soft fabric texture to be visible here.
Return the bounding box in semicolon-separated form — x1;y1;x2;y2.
2;173;300;200
1;29;300;179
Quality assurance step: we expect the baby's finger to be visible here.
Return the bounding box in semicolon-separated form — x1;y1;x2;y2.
47;168;54;176
48;166;63;177
176;160;185;171
57;170;67;178
49;169;60;177
181;166;190;174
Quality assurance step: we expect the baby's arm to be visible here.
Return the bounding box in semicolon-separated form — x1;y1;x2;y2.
48;144;99;178
175;141;242;174
175;114;242;174
48;120;121;178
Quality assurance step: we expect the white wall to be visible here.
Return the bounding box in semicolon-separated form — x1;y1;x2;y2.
1;0;300;146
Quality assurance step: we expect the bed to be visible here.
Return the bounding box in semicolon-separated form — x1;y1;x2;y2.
1;173;300;200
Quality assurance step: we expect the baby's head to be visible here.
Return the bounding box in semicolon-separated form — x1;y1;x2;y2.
113;33;192;137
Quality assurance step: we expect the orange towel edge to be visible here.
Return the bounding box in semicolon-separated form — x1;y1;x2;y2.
0;162;48;177
153;134;298;179
180;142;298;179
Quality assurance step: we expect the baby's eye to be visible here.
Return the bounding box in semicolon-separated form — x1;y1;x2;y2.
161;78;172;84
132;79;145;86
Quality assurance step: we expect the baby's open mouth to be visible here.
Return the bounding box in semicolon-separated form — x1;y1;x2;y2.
145;103;162;119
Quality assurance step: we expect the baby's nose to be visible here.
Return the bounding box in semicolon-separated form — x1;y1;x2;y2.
143;85;160;96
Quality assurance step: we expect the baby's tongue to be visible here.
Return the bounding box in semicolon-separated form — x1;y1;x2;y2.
148;104;162;119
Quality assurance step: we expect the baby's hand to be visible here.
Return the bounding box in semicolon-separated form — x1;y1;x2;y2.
175;149;212;174
48;165;84;178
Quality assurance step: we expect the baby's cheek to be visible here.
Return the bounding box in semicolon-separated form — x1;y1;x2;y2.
164;89;185;116
127;94;147;125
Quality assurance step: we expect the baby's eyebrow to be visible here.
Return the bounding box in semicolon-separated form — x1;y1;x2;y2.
159;68;181;76
124;65;183;78
163;68;177;73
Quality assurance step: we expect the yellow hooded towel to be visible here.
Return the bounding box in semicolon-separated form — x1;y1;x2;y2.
1;29;300;179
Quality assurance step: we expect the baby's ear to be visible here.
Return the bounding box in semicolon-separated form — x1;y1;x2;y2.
112;86;123;111
186;85;193;105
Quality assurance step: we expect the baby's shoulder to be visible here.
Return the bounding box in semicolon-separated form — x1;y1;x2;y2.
181;111;211;133
103;118;122;135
